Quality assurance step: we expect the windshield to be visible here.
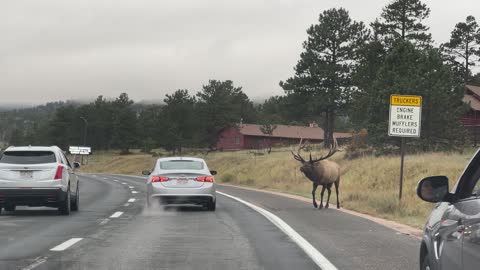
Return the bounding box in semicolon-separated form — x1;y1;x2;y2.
159;160;204;170
0;151;57;164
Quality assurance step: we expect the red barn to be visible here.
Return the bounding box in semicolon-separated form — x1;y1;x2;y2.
216;123;352;150
462;85;480;144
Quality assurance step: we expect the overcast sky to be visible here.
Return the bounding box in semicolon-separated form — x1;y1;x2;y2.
1;0;478;105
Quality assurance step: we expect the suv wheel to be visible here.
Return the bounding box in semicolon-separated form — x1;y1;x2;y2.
59;189;71;215
71;186;79;211
421;254;432;270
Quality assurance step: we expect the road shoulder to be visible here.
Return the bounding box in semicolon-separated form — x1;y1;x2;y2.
219;183;423;239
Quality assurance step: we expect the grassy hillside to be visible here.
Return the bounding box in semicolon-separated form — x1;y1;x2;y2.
81;148;476;228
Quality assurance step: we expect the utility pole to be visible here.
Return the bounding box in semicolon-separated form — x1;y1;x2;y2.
80;117;88;165
80;117;88;146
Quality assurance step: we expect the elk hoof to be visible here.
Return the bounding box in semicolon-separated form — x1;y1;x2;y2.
325;204;329;209
319;204;323;209
337;205;340;209
313;202;318;208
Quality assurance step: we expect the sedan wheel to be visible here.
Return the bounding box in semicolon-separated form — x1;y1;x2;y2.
206;199;216;211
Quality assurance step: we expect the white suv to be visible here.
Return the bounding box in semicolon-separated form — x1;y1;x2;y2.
0;146;80;215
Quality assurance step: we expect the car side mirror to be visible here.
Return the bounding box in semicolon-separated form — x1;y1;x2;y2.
417;176;450;203
73;162;81;169
142;170;151;176
210;170;217;176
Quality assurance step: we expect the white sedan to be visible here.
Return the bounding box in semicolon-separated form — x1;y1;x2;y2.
144;157;217;211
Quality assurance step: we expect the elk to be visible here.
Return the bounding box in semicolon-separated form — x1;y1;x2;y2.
291;138;341;209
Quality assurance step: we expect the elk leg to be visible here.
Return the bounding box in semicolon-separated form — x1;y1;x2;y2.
319;185;326;209
312;183;318;208
334;178;340;209
325;183;333;209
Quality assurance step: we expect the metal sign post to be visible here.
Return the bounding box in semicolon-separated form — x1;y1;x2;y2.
388;95;422;201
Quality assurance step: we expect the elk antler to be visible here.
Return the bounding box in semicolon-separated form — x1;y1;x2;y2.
309;136;338;163
291;138;309;162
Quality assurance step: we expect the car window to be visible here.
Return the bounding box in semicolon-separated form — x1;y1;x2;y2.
0;151;57;164
473;180;480;196
159;160;204;170
461;164;480;198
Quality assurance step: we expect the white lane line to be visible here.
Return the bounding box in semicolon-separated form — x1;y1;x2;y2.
217;191;338;270
21;256;48;270
131;191;138;194
50;238;83;251
128;186;134;189
122;182;127;185
124;203;130;207
113;180;119;182
110;211;124;218
128;198;136;203
99;218;110;225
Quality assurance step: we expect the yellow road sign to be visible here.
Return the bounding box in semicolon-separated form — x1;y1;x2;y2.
390;95;422;107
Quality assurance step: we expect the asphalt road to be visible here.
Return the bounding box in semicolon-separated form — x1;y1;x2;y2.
0;174;420;270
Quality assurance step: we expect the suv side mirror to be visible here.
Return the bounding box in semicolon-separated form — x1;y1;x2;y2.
142;170;151;176
73;162;81;169
210;170;217;176
417;176;450;203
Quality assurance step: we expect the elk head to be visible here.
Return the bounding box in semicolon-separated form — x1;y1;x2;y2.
291;137;338;181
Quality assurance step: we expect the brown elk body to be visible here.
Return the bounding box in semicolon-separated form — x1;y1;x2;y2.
292;138;341;209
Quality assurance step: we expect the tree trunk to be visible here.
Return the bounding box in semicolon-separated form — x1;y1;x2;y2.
323;110;330;148
328;110;335;148
465;43;469;83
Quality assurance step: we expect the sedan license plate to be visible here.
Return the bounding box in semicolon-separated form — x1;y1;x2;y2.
176;179;188;185
20;171;33;179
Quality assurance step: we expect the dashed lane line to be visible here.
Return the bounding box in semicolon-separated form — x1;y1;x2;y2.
99;218;110;225
20;256;48;270
50;238;83;251
110;211;124;218
128;198;136;203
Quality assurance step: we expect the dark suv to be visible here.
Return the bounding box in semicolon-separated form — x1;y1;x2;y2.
417;150;480;270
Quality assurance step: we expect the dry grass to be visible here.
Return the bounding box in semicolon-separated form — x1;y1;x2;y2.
80;148;476;228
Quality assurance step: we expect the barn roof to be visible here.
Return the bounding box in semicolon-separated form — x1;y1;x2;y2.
463;94;480;111
466;85;480;97
464;85;480;111
237;124;352;140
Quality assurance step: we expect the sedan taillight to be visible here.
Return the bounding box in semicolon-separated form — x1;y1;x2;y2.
196;176;214;182
151;176;169;182
54;166;63;180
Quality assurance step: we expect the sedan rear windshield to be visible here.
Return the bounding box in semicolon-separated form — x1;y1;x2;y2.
159;160;204;170
0;151;57;164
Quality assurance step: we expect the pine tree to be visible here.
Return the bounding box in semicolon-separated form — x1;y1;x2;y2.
161;90;197;154
196;80;255;148
357;41;466;150
280;8;368;147
378;0;432;48
111;93;137;154
442;15;480;84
